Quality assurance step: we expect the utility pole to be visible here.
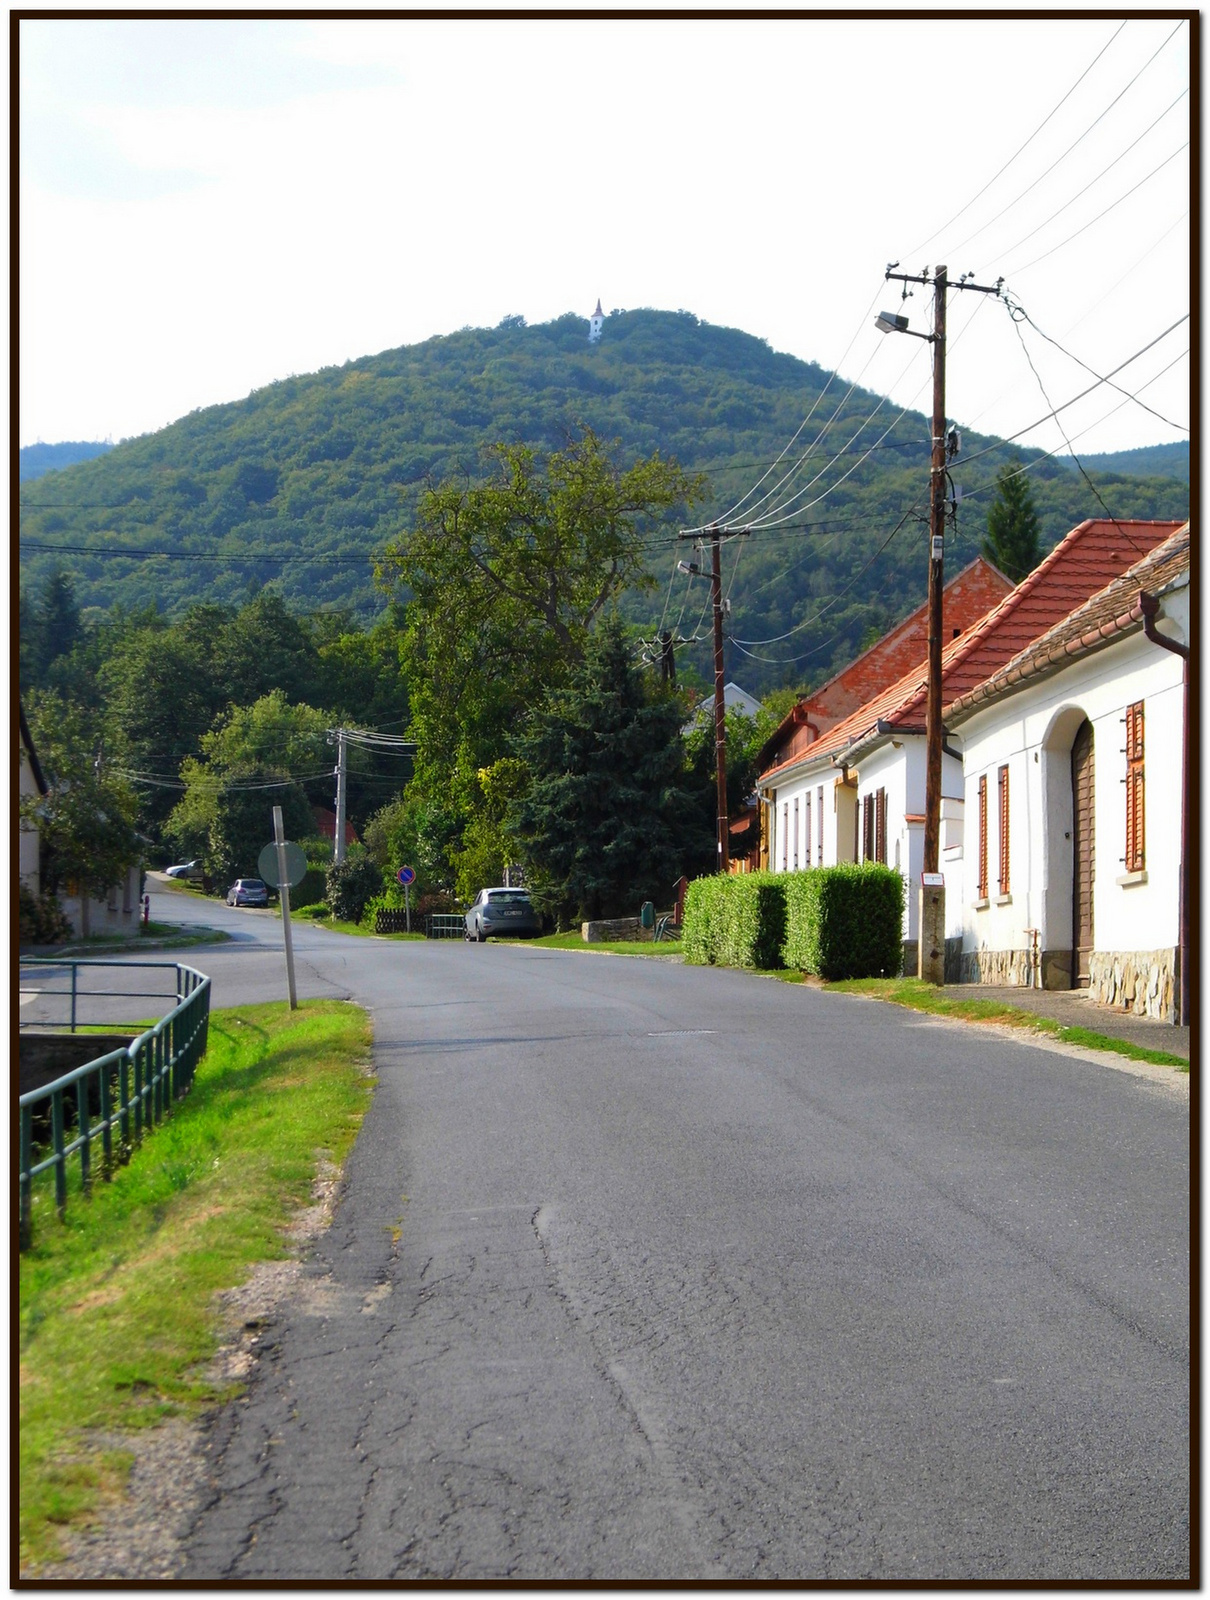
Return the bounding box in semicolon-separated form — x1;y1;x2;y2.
880;263;1002;981
333;727;348;865
710;527;729;873
678;526;749;873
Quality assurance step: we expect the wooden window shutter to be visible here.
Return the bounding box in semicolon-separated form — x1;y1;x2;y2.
862;794;875;862
782;804;789;870
817;786;824;864
804;792;811;868
1125;701;1145;872
793;797;799;869
875;787;887;864
977;774;988;899
997;765;1010;894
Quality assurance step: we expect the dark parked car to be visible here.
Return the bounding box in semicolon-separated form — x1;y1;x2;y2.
227;878;269;908
464;887;542;942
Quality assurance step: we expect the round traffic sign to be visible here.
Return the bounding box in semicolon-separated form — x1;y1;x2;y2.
258;841;308;888
397;865;416;887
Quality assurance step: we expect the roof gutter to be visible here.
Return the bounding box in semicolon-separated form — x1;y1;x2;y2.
1139;588;1190;1029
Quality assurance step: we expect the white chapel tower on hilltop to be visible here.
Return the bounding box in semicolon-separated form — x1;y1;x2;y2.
588;298;604;343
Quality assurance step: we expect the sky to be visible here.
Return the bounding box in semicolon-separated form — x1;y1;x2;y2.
18;15;1191;461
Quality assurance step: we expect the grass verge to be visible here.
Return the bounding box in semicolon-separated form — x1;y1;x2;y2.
18;998;374;1572
529;932;683;957
823;977;1188;1069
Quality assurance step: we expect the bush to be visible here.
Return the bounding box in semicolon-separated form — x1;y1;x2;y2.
324;852;383;924
683;864;905;979
18;884;72;945
682;871;786;969
782;863;905;979
290;866;328;909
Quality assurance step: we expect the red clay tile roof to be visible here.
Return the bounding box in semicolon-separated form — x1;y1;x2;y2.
945;523;1190;722
755;557;1012;770
757;518;1185;784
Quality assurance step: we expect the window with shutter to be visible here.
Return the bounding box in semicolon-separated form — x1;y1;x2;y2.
817;785;824;864
1125;700;1145;872
862;794;875;862
977;774;989;899
793;797;799;869
875;787;887;864
804;792;811;869
997;765;1010;894
782;804;789;871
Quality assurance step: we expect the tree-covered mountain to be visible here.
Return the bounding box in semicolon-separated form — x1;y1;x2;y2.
19;309;1188;695
1055;440;1188;482
20;440;114;480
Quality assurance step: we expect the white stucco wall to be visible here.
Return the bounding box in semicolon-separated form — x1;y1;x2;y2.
951;629;1184;967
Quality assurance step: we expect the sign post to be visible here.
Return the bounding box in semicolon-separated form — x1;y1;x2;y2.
260;812;309;1011
397;865;416;934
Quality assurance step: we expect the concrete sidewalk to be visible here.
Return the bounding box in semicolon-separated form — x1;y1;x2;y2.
937;983;1190;1061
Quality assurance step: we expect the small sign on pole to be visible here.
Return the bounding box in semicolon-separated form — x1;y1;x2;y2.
397;865;416;933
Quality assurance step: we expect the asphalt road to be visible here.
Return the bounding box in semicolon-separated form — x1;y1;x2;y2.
76;890;1195;1580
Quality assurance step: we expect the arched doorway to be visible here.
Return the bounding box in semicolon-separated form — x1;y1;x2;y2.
1070;718;1095;988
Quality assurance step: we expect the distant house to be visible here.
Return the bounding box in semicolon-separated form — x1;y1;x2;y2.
311;805;358;849
944;524;1189;1021
756;521;1185;969
19;704;49;894
20;700;143;941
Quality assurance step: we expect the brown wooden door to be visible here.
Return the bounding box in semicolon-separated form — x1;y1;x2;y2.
1071;719;1095;987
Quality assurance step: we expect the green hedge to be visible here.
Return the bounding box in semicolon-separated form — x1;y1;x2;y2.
782;863;905;979
682;871;786;970
683;864;905;979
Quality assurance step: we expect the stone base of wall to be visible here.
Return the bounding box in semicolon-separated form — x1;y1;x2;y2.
957;947;1036;986
1089;948;1178;1022
582;916;646;943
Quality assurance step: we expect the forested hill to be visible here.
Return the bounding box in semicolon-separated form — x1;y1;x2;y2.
20;440;114;480
19;308;1189;694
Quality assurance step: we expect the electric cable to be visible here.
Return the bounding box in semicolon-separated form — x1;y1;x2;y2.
947;21;1186;262
729;503;923;649
1002;293;1186;432
908;19;1128;257
1005;140;1188;277
983;88;1187;265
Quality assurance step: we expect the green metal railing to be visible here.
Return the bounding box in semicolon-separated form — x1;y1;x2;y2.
18;962;211;1249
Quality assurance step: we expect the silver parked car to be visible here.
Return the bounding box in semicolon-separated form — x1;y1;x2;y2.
464;887;542;942
164;859;204;880
227;878;269;908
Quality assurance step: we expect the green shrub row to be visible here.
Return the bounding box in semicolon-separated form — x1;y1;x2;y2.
683;865;905;980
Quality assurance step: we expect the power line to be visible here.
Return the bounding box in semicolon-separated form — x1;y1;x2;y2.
1006;139;1188;276
948;20;1186;262
908;19;1128;257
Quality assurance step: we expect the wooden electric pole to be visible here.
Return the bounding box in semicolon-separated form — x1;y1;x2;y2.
711;527;729;873
882;263;1003;980
677;525;750;874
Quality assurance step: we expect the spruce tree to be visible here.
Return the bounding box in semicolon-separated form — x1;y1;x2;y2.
507;616;702;924
982;458;1043;582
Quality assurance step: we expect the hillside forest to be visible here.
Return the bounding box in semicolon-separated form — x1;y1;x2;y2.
19;309;1189;928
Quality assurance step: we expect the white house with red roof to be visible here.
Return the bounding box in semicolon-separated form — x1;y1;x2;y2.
944;523;1189;1022
756;519;1185;971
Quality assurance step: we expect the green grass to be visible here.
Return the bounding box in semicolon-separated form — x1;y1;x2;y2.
824;977;1189;1069
18;999;374;1572
529;932;683;957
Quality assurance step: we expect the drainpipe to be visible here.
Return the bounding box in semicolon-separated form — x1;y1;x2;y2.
1139;591;1189;1028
